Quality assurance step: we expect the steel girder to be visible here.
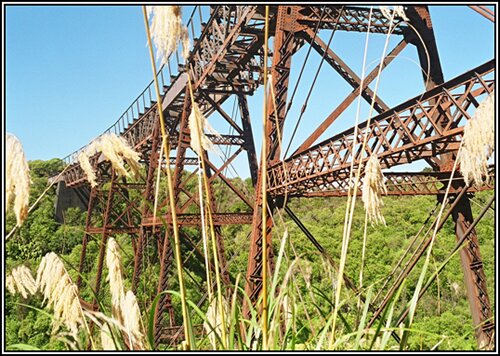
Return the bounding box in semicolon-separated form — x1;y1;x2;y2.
297;6;407;34
408;7;494;347
68;6;265;348
76;163;144;305
54;5;495;349
297;167;495;198
267;60;494;196
244;5;305;310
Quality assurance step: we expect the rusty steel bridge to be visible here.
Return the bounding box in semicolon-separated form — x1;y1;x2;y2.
53;5;495;349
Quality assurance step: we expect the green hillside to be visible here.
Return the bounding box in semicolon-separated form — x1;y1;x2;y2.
5;159;495;350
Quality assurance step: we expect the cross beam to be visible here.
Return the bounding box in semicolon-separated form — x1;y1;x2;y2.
267;60;494;196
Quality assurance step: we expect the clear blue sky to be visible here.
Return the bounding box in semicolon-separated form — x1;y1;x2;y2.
5;5;495;178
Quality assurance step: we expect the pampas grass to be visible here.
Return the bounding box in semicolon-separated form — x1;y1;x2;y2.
6;133;31;226
458;91;495;187
36;252;86;335
144;6;193;348
8;265;37;299
181;27;191;62
189;102;221;156
98;134;141;178
77;134;140;186
380;6;408;21
105;238;146;350
6;275;16;295
78;148;98;188
281;294;293;331
203;296;229;349
106;238;125;323
362;155;388;225
147;6;184;65
36;252;61;302
100;324;116;350
122;290;147;350
8;243;146;350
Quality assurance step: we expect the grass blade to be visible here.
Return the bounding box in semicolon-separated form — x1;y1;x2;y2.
354;285;373;349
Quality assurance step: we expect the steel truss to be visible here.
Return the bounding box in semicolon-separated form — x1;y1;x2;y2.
55;5;494;349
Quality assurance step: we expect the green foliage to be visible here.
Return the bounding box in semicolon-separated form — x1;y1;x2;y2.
4;158;495;351
5;159;85;350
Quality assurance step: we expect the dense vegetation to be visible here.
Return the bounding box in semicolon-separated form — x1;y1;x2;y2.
4;158;495;350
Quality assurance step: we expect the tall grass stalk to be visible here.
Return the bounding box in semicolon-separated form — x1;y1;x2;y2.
143;6;192;348
152;137;165;236
197;160;213;305
332;12;372;345
332;6;426;346
287;239;325;334
332;5;385;347
393;200;494;331
357;212;369;323
400;142;463;349
187;86;227;348
260;6;270;348
379;280;406;349
354;286;373;349
372;202;439;305
228;274;241;350
187;97;214;309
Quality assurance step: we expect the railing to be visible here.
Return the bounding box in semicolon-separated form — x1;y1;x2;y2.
61;6;208;166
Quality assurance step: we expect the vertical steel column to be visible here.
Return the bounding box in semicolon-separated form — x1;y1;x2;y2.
450;191;493;349
239;94;259;187
77;186;98;289
407;6;493;349
244;5;301;313
153;228;176;347
92;169;117;306
133;116;162;293
202;151;232;287
83;168;117;350
152;92;193;347
172;88;192;206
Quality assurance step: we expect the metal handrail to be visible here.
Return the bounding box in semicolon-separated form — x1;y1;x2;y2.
62;6;205;165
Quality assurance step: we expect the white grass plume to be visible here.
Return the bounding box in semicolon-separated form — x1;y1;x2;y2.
6;275;16;295
78;147;98;187
458;91;495;187
380;6;408;21
6;133;31;226
105;238;146;350
100;324;116;350
362;155;388;225
8;265;37;299
36;252;85;335
85;310;129;335
147;6;184;65
181;27;191;61
106;238;125;323
281;294;293;331
121;290;146;350
189;102;221;156
86;294;146;351
80;134;141;183
97;134;141;178
203;296;229;349
36;252;62;302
